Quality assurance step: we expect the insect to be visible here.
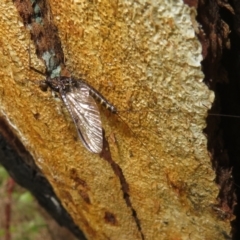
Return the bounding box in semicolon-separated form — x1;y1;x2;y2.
27;46;118;154
41;72;240;160
44;75;117;154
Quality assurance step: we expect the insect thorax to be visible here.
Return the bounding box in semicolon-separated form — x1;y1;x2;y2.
46;76;76;92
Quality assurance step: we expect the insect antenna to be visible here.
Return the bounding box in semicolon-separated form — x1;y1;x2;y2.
84;79;240;163
27;43;46;76
82;82;161;161
25;45;50;91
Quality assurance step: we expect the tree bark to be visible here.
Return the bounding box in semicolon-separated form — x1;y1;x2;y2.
0;0;235;239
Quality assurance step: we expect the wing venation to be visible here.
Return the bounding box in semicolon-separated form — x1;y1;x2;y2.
60;84;103;153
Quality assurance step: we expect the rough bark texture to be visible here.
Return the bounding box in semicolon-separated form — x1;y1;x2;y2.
0;118;86;239
0;0;234;239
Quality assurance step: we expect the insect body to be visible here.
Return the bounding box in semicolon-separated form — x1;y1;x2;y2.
42;74;231;158
45;76;116;154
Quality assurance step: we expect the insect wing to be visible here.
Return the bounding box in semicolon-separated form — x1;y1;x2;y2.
61;85;103;153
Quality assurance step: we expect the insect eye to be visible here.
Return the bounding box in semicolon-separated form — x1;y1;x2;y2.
39;81;48;92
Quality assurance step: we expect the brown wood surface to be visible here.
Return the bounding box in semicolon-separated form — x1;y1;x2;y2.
0;0;232;239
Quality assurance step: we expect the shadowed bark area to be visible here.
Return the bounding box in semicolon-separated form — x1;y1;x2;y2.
206;1;240;238
0;118;86;240
196;0;240;238
196;0;236;221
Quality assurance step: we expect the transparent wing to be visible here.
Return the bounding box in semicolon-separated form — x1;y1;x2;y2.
60;84;103;153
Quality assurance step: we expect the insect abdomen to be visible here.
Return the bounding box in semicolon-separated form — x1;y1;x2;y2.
90;91;117;113
87;86;118;114
75;79;117;114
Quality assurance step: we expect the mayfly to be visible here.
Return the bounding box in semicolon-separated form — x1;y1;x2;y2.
44;74;239;157
44;76;117;154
